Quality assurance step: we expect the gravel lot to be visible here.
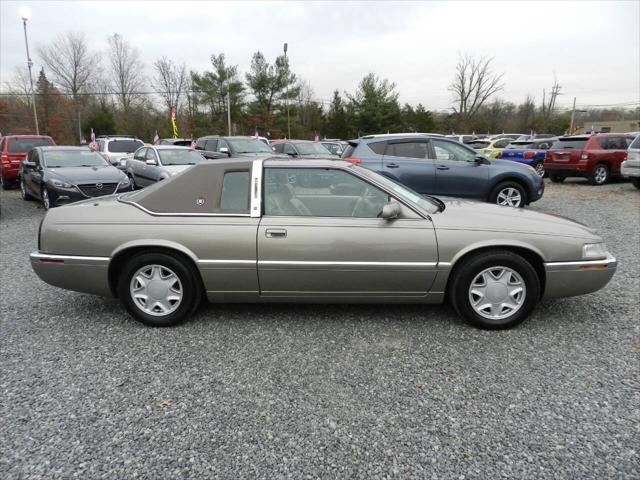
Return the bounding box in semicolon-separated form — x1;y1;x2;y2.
1;179;638;479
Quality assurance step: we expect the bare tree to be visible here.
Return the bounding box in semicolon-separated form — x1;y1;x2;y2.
449;53;504;129
37;32;98;100
107;34;143;111
152;57;187;113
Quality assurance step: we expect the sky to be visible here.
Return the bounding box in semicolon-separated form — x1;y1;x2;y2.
1;0;639;112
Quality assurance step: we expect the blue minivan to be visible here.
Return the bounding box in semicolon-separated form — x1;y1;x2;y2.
342;134;544;208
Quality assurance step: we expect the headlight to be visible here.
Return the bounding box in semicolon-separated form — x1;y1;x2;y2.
582;243;607;259
52;180;73;188
120;176;130;185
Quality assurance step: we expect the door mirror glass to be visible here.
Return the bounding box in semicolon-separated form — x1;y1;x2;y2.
219;147;229;155
145;159;157;166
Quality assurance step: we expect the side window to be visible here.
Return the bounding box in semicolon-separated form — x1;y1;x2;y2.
611;137;627;150
195;138;207;150
495;139;511;148
368;141;387;155
596;138;609;149
134;148;146;160
264;168;389;218
430;139;476;162
629;136;640;149
283;144;296;155
272;143;284;153
32;150;41;166
220;171;250;212
145;149;157;161
385;141;428;159
206;139;218;151
216;140;228;152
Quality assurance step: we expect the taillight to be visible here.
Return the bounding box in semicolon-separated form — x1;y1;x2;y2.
523;151;535;158
344;156;361;165
580;152;589;160
0;154;8;164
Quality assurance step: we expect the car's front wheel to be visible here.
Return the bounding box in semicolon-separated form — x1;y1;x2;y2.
41;186;51;210
449;250;541;329
117;253;201;327
20;177;34;200
533;161;545;177
589;163;609;185
489;181;527;208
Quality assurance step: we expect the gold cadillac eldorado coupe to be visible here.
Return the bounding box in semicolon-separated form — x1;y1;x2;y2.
30;158;617;329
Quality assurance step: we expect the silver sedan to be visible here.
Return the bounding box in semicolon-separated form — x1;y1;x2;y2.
125;146;205;188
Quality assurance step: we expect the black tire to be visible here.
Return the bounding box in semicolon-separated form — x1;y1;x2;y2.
533;161;545;177
117;252;201;327
489;181;528;208
549;173;565;183
20;177;34;200
127;173;138;190
589;163;609;185
41;186;51;210
631;177;640;190
1;173;14;190
448;250;541;330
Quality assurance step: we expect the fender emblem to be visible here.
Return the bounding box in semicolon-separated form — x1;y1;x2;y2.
196;198;205;206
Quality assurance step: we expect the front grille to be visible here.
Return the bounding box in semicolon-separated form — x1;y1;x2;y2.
77;182;118;197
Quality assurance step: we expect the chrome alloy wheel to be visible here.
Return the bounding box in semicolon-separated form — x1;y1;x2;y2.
468;266;526;320
42;188;50;210
496;187;522;207
129;265;183;316
20;178;27;199
534;162;545;177
594;165;607;184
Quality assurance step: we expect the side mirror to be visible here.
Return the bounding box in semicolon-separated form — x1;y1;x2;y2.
469;155;486;163
23;161;36;169
219;147;230;156
287;151;298;157
381;201;402;220
145;159;157;166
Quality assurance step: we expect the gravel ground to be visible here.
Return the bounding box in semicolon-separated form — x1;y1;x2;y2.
1;179;639;479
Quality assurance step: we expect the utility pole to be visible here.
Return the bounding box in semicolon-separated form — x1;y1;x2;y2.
227;85;232;136
569;97;577;134
284;42;291;139
20;8;39;135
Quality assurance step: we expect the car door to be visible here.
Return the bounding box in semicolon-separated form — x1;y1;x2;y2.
380;139;436;194
129;147;146;184
429;138;489;197
142;148;161;185
28;149;44;197
257;166;438;298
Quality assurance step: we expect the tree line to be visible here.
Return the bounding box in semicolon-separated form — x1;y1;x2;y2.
1;32;637;145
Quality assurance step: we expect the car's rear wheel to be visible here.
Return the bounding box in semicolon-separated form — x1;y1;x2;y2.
533;161;545;177
489;181;527;208
41;187;51;210
631;178;640;190
1;172;14;190
589;163;609;185
117;253;200;327
449;250;540;329
549;173;565;183
20;177;33;200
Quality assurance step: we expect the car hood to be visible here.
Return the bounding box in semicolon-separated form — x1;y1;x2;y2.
48;166;125;184
431;197;600;240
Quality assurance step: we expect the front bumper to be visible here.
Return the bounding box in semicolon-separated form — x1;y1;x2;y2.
543;254;617;298
30;252;113;297
50;184;132;206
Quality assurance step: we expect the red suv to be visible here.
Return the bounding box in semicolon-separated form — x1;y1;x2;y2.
1;135;55;189
545;133;634;185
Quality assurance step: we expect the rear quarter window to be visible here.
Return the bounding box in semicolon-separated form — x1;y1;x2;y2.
341;144;356;159
220;171;250;212
367;141;387;155
630;136;640;149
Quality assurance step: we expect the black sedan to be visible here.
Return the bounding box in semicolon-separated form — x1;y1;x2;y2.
20;146;132;209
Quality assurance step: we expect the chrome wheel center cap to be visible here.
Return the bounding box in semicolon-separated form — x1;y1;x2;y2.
486;283;508;303
147;281;169;300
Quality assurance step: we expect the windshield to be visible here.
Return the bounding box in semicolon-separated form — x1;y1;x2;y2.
468;141;490;148
158;149;204;165
551;138;588;149
294;142;332;155
354;166;440;214
44;150;109;168
107;139;144;153
8;137;54;152
228;138;273;154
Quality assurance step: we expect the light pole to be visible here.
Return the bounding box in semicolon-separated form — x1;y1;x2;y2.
19;6;39;135
283;42;291;139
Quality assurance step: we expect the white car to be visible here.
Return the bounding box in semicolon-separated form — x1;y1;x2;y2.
621;135;640;189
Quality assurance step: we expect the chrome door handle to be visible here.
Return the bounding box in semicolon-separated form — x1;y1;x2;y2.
386;163;399;168
265;228;287;238
436;165;450;170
